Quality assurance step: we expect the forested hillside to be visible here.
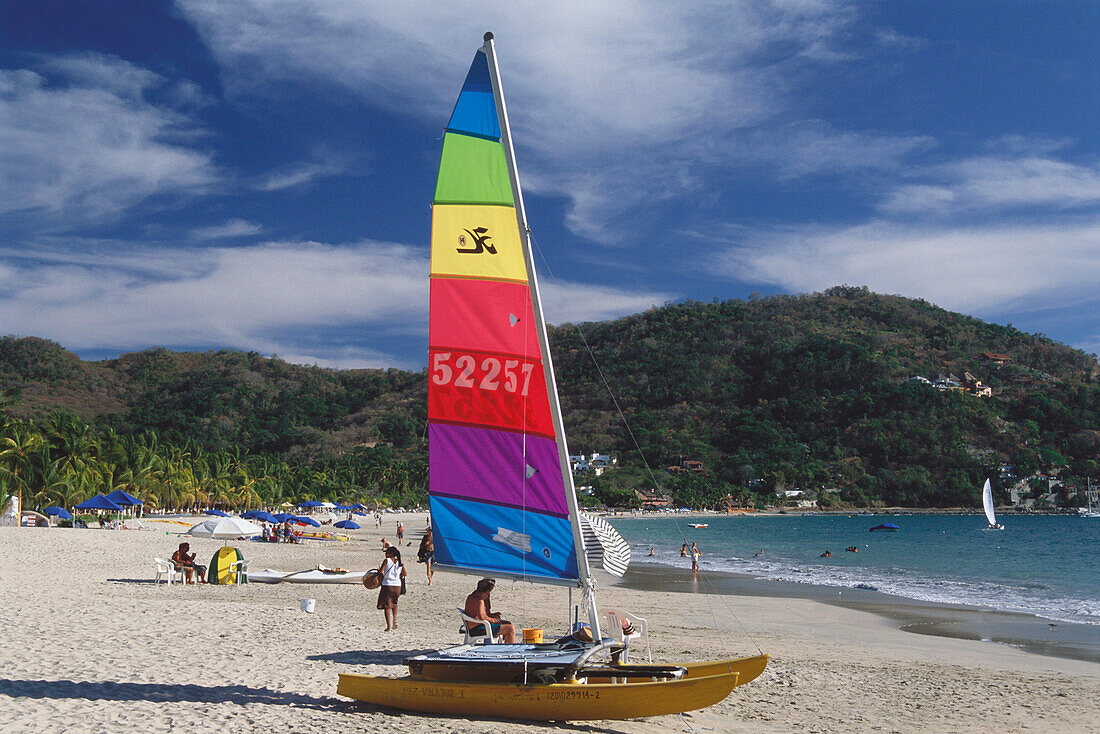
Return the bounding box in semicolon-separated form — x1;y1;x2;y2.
3;287;1099;511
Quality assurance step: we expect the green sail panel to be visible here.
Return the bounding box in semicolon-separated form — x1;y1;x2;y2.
434;132;514;206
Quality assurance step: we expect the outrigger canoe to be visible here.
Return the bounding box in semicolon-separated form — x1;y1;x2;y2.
337;654;768;721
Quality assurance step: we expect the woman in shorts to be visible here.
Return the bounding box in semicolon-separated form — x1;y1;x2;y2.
377;546;406;631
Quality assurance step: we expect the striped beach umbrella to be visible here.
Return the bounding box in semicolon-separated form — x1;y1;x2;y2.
578;512;631;578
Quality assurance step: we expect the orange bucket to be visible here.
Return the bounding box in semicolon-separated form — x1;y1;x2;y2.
522;628;544;644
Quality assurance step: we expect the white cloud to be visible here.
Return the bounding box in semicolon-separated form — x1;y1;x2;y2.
190;219;264;240
0;238;670;368
881;156;1100;215
725;219;1100;315
175;0;861;241
0;56;217;227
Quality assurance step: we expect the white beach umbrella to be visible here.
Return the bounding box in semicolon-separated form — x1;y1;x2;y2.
319;502;337;509
187;516;263;539
579;512;631;578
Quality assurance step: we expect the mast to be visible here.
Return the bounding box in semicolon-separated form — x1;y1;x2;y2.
481;32;602;640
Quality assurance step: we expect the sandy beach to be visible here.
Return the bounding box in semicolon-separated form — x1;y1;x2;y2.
1;514;1097;733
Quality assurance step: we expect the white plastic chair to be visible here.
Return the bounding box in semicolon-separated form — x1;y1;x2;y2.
154;557;183;586
603;608;650;663
458;608;501;644
227;559;249;585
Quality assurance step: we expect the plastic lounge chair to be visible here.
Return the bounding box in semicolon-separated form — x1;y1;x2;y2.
458;608;501;644
602;608;650;663
154;557;184;586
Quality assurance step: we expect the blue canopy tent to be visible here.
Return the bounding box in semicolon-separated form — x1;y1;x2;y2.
43;506;72;520
333;520;360;529
105;489;142;506
293;515;321;527
75;495;124;512
204;509;230;517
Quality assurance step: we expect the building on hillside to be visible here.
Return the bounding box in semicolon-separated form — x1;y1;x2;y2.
908;375;932;385
682;460;705;473
977;352;1011;366
634;488;672;509
962;372;992;397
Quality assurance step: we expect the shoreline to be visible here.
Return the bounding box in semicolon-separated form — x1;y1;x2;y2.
619;562;1100;664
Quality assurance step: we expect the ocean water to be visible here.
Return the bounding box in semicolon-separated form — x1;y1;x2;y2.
609;514;1100;625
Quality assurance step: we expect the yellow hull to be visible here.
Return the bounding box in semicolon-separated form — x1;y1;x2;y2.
337;669;741;721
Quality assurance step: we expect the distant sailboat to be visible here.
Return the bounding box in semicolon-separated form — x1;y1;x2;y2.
982;479;1004;530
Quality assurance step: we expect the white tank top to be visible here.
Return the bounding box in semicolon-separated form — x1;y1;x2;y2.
381;558;402;586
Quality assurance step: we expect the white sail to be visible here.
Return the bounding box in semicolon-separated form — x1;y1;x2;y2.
981;479;997;526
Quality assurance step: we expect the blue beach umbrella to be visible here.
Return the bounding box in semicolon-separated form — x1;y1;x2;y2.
334;504;352;511
43;506;73;520
352;503;369;510
75;495;124;512
293;515;321;527
243;510;278;524
204;509;230;517
273;513;295;523
333;520;360;529
298;500;323;509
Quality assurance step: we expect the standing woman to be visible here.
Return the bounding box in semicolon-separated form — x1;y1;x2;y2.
417;527;434;585
377;546;406;631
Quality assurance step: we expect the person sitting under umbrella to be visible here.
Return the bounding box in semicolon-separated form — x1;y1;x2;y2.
171;542;207;584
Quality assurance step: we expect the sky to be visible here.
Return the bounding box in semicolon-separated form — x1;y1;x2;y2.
1;1;1098;370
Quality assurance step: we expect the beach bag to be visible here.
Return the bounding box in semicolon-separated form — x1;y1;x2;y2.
362;569;381;590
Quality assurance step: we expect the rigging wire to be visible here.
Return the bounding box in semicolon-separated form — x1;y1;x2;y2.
528;230;765;656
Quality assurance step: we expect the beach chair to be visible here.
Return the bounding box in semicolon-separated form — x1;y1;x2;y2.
154;557;183;586
603;608;650;663
227;559;249;585
458;608;501;644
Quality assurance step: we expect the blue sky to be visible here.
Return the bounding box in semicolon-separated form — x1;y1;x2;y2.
1;1;1097;369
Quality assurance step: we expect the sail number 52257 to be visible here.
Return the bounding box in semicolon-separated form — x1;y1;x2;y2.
432;353;536;396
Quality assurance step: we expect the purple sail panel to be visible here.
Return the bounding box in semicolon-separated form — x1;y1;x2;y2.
429;422;568;517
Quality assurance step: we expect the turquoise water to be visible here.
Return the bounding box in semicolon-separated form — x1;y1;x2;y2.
609;514;1100;624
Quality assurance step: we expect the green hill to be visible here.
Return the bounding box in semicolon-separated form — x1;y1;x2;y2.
3;286;1098;510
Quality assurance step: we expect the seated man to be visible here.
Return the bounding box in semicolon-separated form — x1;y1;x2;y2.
171;542;207;584
464;578;516;643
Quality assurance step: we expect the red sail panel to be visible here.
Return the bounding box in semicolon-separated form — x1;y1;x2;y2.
429;277;539;360
428;348;555;438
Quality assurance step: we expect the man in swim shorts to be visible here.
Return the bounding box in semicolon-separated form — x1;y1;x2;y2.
464;578;516;643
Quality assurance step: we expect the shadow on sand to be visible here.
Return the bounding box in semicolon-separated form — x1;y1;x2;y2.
0;679;340;710
306;649;435;666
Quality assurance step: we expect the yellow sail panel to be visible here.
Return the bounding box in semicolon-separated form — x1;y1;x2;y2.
431;204;528;282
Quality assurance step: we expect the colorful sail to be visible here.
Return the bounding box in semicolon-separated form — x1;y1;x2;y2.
428;45;579;583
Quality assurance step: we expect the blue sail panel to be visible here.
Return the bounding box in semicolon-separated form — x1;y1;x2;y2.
447;51;501;140
430;495;579;582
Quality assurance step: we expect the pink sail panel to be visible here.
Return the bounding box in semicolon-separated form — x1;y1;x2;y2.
429;277;539;360
428;348;555;438
429;423;569;517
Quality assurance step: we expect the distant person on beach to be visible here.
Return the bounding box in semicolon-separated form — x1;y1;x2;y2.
691;542;700;575
376;546;406;631
171;542;206;584
680;543;688;557
754;549;764;557
820;550;831;558
396;521;405;543
648;546;654;556
464;578;516;643
381;537;390;550
417;528;434;585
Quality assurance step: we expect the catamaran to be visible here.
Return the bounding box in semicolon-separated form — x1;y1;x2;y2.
982;479;1004;530
336;32;767;721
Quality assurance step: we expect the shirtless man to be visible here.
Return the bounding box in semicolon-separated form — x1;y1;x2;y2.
171;542;206;584
464;578;516;643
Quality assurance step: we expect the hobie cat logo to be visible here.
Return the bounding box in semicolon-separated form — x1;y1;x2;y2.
457;227;496;254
